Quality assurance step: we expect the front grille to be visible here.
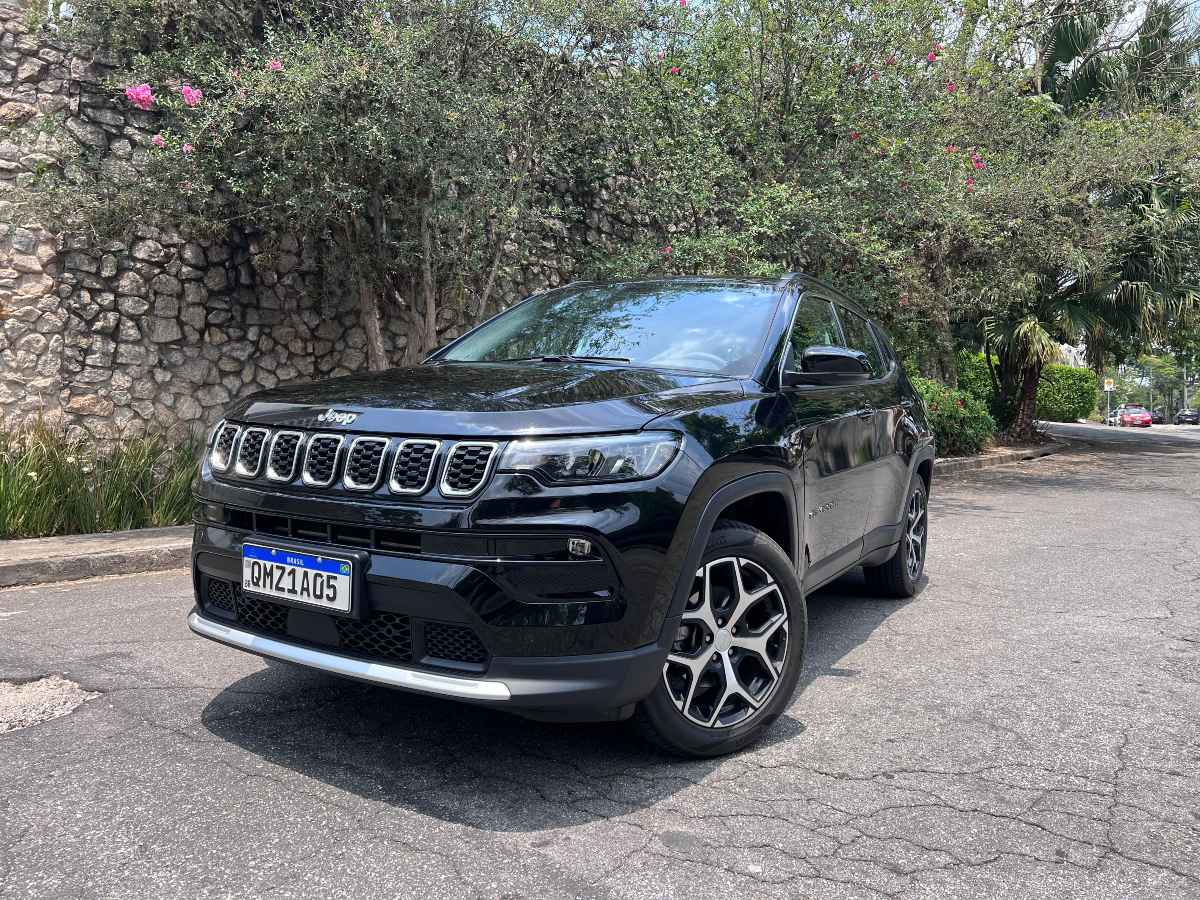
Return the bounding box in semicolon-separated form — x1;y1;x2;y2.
213;427;502;498
235;427;269;476
390;440;439;494
425;622;488;665
210;422;240;471
205;578;236;613
234;591;289;637
344;438;388;490
441;443;497;497
267;432;302;481
202;578;488;672
337;612;413;663
303;435;343;486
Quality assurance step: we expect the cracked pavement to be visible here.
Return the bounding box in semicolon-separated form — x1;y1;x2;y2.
2;425;1199;898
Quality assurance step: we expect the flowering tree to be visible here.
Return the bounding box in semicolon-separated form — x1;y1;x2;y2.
27;0;1200;434
37;0;697;368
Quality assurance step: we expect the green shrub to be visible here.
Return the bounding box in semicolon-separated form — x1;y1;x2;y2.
1036;364;1099;422
911;377;997;457
0;423;199;539
956;351;997;407
955;352;1098;424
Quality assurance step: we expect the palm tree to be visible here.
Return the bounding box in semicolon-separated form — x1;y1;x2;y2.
986;0;1200;439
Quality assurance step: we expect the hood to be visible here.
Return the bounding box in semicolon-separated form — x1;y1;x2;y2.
224;361;744;437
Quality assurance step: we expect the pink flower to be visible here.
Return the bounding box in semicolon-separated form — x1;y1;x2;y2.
927;51;938;63
965;175;976;192
946;81;957;93
945;144;959;153
679;0;687;5
179;84;203;107
267;58;283;72
936;42;946;51
231;69;241;79
973;159;985;170
657;50;665;60
660;245;673;255
181;143;194;154
151;133;166;149
885;53;897;66
670;66;680;75
850;130;861;141
124;83;155;110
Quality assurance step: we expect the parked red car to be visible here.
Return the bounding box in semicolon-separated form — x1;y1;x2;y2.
1118;406;1153;427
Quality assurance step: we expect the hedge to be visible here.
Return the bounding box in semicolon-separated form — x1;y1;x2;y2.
911;376;997;457
1036;365;1100;422
955;352;1098;423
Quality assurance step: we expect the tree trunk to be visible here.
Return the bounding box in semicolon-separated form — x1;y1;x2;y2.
1005;362;1042;442
357;274;388;372
419;197;438;356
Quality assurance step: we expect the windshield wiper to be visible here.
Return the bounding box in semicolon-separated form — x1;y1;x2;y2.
502;355;633;364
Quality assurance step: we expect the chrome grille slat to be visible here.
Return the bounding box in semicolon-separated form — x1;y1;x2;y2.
210;422;241;472
266;431;304;482
302;434;344;487
389;439;440;495
343;437;389;491
441;442;499;498
234;427;270;477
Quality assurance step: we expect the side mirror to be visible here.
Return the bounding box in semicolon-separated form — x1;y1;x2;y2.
801;345;870;374
782;346;871;387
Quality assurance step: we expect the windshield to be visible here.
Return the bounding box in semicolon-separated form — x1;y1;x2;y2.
438;281;781;375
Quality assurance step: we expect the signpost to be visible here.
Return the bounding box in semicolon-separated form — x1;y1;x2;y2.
1104;378;1114;423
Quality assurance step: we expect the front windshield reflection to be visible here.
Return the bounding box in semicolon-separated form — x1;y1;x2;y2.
440;281;780;376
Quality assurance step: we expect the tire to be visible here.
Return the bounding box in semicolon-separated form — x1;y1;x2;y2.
635;521;807;757
862;478;928;598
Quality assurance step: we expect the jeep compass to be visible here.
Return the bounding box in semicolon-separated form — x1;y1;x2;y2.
189;275;935;756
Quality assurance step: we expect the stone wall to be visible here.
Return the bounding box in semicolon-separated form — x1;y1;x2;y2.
0;0;616;445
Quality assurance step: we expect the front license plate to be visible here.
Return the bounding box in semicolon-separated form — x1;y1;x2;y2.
241;543;353;613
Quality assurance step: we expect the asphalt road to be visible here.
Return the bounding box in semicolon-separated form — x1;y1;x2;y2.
3;429;1199;899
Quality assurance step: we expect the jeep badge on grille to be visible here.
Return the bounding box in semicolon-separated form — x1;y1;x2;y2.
316;408;358;426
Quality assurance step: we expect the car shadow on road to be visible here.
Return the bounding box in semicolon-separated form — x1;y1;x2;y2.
199;571;914;831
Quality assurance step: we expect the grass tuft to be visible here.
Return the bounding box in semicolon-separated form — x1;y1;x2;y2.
0;421;200;540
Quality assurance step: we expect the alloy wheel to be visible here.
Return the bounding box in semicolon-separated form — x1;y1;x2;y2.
662;557;789;728
905;489;927;580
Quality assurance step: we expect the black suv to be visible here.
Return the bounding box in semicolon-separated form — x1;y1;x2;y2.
190;275;935;756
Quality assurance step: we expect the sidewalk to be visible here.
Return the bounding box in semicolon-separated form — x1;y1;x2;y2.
0;526;192;589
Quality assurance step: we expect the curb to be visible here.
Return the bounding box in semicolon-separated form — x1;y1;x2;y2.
936;441;1067;477
0;526;192;589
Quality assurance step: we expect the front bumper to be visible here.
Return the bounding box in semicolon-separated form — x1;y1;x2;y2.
188;609;668;716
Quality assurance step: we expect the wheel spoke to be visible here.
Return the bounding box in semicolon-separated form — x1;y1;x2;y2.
731;614;787;675
706;651;759;726
665;651;709;713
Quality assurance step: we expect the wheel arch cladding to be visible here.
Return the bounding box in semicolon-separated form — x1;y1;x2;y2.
916;456;933;494
653;472;800;642
715;491;794;566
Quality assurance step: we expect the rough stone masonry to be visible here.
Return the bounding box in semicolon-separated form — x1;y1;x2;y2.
0;0;608;446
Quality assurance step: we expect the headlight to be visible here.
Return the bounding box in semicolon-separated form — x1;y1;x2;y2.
498;432;682;484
